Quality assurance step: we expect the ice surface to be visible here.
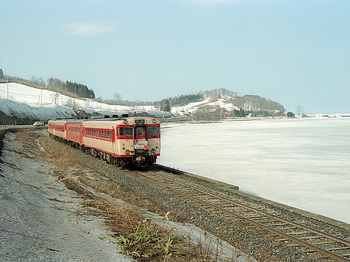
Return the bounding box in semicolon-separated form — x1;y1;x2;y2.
158;118;350;223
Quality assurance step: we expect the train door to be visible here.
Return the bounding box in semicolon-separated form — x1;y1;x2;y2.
135;126;146;140
134;126;148;150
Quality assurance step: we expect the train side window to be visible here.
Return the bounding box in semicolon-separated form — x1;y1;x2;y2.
119;127;133;137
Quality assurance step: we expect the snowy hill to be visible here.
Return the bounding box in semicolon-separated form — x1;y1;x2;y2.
170;94;285;117
0;82;172;124
171;96;238;115
0;82;134;111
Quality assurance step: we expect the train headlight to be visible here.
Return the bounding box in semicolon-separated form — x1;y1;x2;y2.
125;149;130;155
152;119;157;123
123;120;128;124
151;148;156;154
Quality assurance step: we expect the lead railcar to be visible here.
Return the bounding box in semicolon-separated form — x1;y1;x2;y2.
48;116;161;168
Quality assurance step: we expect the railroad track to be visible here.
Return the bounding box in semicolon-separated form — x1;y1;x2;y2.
133;167;350;261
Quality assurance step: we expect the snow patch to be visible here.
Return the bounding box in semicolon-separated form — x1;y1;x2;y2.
0;98;76;121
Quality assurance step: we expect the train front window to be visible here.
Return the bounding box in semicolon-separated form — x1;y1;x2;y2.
119;127;133;136
147;126;160;137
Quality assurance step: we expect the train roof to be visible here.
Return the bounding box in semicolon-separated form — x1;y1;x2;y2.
50;116;160;124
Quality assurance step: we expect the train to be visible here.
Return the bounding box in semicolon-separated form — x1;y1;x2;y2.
48;116;161;168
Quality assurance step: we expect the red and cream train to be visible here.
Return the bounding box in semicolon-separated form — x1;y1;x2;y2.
48;116;161;168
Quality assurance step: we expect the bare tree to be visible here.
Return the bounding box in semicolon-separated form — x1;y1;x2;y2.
113;92;123;110
296;105;303;116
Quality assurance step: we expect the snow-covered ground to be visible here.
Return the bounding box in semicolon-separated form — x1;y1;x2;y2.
158;118;350;224
0;97;77;121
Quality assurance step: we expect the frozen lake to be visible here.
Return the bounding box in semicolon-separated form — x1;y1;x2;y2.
158;118;350;224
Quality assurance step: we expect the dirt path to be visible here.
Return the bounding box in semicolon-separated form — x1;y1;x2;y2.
0;131;133;261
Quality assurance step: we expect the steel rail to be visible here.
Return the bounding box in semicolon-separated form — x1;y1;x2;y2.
135;170;350;261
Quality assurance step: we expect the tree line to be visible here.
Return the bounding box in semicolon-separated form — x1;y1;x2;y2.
47;78;95;99
0;69;95;100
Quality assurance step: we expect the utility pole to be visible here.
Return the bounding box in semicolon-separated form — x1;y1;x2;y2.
6;77;9;99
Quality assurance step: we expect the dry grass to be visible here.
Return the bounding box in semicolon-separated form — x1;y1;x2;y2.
16;129;41;152
83;197;142;235
40;137;79;169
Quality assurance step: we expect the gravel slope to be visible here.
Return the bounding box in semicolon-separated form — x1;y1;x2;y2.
0;132;132;261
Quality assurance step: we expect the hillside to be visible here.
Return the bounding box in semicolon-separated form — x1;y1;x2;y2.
165;89;285;117
0;82;171;124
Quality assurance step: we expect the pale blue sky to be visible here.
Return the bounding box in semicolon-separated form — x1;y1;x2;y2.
1;0;350;113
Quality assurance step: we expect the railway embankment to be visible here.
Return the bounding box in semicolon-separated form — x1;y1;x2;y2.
0;128;256;261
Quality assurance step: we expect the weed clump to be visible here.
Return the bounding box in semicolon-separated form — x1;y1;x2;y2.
117;218;180;260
